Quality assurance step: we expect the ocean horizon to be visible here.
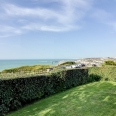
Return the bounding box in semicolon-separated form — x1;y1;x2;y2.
0;59;76;71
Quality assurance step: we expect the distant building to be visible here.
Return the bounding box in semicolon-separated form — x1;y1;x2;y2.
92;64;97;67
47;68;53;72
66;66;72;69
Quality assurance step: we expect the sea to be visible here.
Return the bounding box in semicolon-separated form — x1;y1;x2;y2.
0;59;76;72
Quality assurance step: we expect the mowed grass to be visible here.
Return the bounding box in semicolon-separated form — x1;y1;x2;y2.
7;81;116;116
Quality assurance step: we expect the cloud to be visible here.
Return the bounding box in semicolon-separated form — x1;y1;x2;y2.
22;23;80;32
4;4;55;18
0;35;12;38
0;25;23;38
0;0;94;37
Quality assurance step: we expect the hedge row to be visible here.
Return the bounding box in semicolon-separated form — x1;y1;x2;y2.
0;68;88;116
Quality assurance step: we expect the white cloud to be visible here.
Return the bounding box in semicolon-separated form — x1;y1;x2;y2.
22;23;80;32
0;25;23;38
41;26;69;32
0;35;12;38
4;4;53;18
0;0;94;37
0;25;15;32
3;3;76;24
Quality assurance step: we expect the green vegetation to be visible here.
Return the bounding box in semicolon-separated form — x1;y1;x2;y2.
1;64;116;116
58;61;76;66
1;65;53;73
103;60;116;66
7;81;116;116
88;74;102;82
88;66;116;81
0;69;88;116
0;65;54;79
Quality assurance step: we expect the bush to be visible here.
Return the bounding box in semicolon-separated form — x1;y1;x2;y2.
88;74;102;82
104;60;116;66
0;68;88;115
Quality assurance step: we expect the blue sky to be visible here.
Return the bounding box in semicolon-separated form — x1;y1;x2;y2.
0;0;116;59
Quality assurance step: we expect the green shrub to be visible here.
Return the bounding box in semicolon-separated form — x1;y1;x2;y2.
88;74;102;82
104;60;116;66
0;68;88;116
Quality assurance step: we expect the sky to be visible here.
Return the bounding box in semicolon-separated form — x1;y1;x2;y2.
0;0;116;59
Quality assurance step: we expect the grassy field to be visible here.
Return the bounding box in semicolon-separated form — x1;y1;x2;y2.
0;65;54;79
7;81;116;116
88;66;116;81
1;65;53;73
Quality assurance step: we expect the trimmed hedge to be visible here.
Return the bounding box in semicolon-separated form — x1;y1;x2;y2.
0;68;88;116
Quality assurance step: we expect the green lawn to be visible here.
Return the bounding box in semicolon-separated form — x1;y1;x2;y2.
7;81;116;116
88;66;116;81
